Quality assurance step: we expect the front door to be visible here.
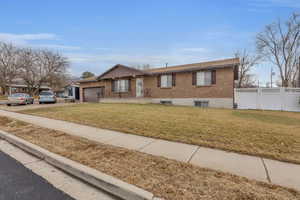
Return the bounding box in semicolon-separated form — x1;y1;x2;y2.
136;78;144;97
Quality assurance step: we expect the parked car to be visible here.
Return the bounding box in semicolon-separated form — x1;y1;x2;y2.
38;91;57;104
7;93;34;106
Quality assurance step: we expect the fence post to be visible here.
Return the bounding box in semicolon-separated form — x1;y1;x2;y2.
280;87;285;111
257;88;261;110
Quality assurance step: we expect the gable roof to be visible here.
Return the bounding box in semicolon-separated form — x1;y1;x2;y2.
145;58;239;74
97;64;146;80
78;58;240;83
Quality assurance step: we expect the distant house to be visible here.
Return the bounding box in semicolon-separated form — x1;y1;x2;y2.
78;58;240;108
54;83;80;100
0;78;50;96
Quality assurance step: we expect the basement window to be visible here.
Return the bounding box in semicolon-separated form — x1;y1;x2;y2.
160;100;172;105
194;101;209;108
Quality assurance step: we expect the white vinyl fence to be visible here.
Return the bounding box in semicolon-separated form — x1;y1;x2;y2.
235;87;300;112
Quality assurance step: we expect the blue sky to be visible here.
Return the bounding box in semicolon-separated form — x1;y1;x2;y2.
0;0;299;85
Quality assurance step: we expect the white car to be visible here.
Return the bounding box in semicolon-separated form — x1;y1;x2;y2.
7;93;34;106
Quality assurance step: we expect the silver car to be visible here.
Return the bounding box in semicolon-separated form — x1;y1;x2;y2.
7;93;34;106
39;91;57;104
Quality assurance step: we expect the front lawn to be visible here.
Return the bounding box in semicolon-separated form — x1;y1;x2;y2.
20;103;300;164
0;96;7;100
1;116;299;200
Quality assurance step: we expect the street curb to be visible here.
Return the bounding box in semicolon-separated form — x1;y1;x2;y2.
0;130;156;200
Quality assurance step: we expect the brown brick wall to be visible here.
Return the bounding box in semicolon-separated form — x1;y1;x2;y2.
144;67;234;98
80;79;137;102
80;67;234;101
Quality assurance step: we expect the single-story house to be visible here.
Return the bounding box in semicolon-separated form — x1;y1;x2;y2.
0;79;50;96
54;84;80;100
78;58;240;108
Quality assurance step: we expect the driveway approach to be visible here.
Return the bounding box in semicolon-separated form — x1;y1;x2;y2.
0;139;119;200
0;109;300;191
0;150;74;200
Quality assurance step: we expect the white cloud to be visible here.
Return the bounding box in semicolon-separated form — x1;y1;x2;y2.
0;33;80;51
180;48;209;53
32;44;81;50
66;49;233;76
66;53;204;66
0;33;58;45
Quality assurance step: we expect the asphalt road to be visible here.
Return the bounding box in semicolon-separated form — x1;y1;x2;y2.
0;150;75;200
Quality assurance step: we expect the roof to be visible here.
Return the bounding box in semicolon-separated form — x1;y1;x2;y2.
78;76;98;83
97;64;146;80
145;58;239;74
7;84;50;89
79;58;240;83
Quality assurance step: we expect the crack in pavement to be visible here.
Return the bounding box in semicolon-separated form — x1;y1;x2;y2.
261;158;271;183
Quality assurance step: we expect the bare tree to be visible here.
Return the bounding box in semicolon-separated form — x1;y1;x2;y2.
242;74;258;88
48;73;70;91
0;42;22;95
235;50;260;88
19;49;69;95
256;13;300;87
293;57;300;87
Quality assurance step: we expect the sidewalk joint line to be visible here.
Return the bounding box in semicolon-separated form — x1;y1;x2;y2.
187;146;200;163
138;139;158;151
261;158;271;183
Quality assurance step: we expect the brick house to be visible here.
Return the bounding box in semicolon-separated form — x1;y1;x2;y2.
79;58;240;108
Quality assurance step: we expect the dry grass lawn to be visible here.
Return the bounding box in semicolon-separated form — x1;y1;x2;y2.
20;103;300;164
0;116;299;200
0;96;7;100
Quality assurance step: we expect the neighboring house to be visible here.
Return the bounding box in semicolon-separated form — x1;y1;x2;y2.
54;84;80;100
0;79;50;96
79;58;240;108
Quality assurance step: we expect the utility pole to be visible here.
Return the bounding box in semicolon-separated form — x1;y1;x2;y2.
271;68;273;88
270;67;275;88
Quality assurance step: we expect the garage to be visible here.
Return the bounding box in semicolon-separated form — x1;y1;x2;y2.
83;87;104;102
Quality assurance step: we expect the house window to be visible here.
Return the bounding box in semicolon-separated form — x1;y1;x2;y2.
68;87;73;96
161;75;172;88
194;101;209;108
197;71;212;86
113;79;130;92
160;100;172;105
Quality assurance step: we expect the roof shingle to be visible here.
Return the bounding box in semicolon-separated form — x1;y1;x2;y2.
145;58;239;74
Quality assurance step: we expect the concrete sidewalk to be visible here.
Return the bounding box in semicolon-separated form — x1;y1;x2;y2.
0;109;299;191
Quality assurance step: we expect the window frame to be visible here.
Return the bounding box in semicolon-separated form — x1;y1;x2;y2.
196;71;212;86
112;79;130;93
194;100;209;108
160;74;173;88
